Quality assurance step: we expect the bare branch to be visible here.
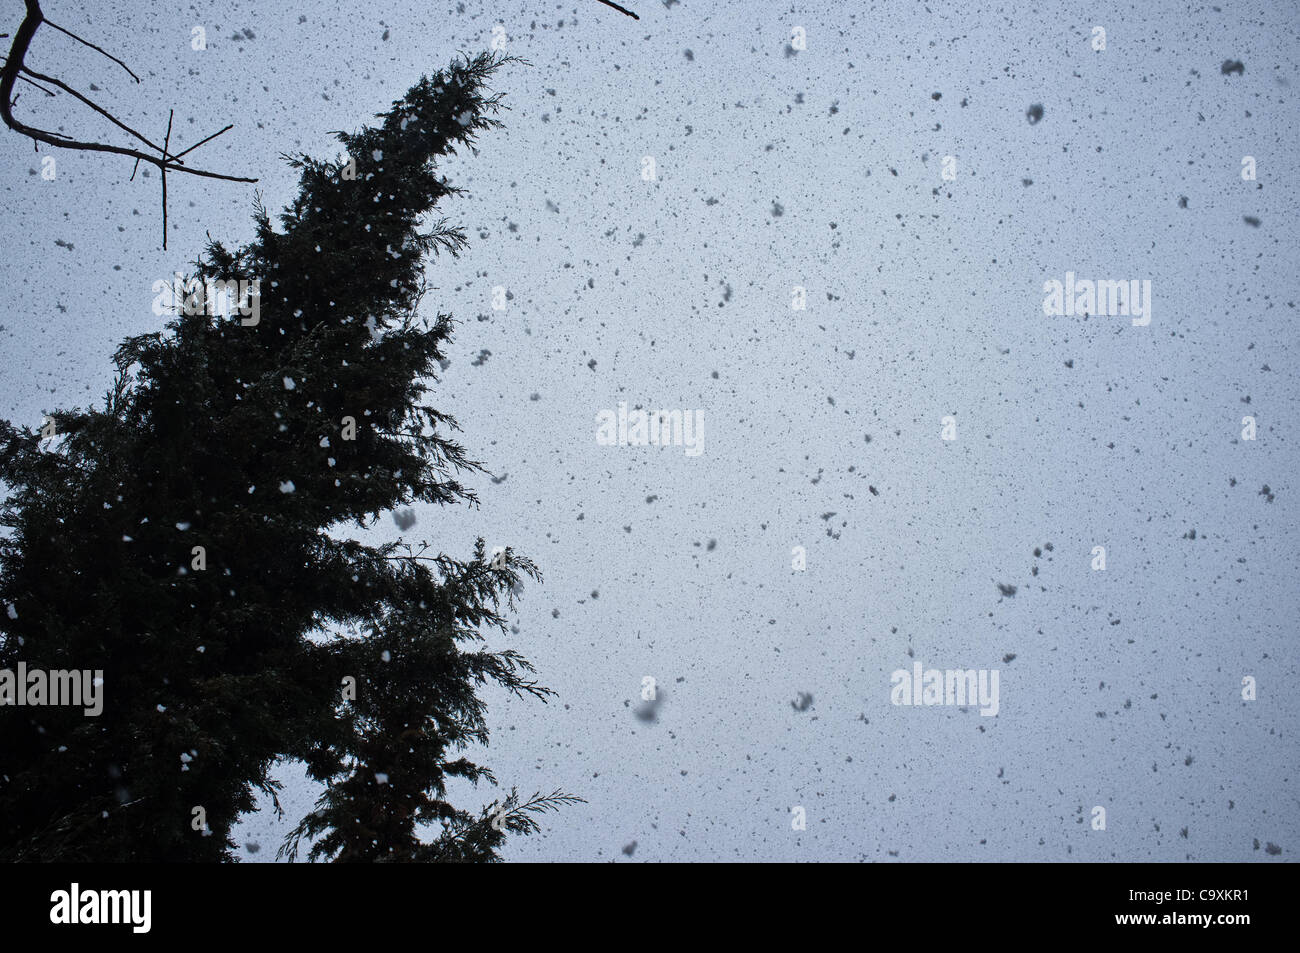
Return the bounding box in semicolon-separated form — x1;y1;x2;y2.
41;16;140;82
161;109;172;249
171;123;233;162
1;0;256;249
0;57;55;96
19;65;167;155
1;5;253;181
595;0;639;18
15;72;54;96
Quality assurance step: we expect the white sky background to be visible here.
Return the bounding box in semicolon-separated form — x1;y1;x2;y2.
1;0;1297;861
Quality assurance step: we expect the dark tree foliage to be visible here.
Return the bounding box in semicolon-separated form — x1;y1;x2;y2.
0;52;575;862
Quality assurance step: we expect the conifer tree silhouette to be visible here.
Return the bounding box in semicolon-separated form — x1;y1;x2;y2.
0;51;576;862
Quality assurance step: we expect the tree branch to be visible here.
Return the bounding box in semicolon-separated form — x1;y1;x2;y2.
595;0;640;18
1;0;256;249
18;64;169;155
161;109;172;249
41;16;139;82
0;57;54;96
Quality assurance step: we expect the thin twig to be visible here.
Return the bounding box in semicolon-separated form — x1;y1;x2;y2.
0;61;55;96
0;54;53;94
42;17;140;82
595;0;639;18
170;123;232;162
161;109;172;249
20;65;168;155
0;4;255;183
0;0;256;250
18;74;54;95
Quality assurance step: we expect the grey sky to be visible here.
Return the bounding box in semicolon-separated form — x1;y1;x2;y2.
2;0;1296;861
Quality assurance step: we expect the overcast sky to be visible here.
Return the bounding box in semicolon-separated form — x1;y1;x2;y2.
2;0;1297;861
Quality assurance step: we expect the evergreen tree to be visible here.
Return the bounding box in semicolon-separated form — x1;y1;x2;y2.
0;51;574;862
